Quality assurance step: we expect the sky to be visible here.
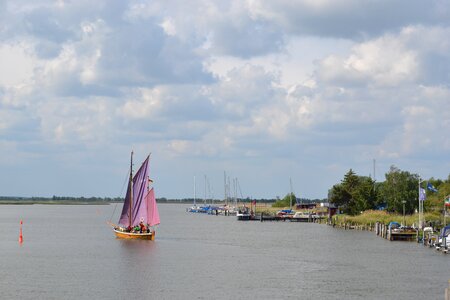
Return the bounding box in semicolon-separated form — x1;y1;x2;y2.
1;0;449;200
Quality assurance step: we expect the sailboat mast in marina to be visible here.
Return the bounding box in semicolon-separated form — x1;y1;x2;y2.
112;152;160;240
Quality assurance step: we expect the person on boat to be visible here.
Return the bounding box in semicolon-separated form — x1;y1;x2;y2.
139;221;146;233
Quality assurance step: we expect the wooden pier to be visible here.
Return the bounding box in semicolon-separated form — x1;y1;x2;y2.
374;222;417;241
240;213;325;223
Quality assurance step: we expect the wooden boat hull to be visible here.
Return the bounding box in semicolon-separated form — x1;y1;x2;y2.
113;229;155;240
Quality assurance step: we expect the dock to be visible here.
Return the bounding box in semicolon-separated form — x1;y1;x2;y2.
240;213;325;222
374;222;417;241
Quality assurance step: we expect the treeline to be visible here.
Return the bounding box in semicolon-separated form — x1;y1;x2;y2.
50;196;123;202
328;165;450;216
271;194;327;208
0;196;123;202
0;196;286;204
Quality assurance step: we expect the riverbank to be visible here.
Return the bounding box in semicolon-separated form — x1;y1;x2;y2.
331;210;444;228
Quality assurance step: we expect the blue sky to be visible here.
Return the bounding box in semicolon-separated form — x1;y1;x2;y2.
1;0;449;200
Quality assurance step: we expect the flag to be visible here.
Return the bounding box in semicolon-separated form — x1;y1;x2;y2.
426;182;438;193
419;188;426;201
445;197;450;207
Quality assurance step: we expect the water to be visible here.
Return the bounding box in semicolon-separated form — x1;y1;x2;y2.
0;204;449;299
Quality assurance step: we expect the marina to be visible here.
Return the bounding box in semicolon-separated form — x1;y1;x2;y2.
186;201;450;257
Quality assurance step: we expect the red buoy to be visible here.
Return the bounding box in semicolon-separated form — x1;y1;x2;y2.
19;220;23;244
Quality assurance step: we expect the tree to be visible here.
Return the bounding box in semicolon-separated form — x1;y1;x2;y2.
329;169;377;215
272;193;296;208
352;176;377;213
329;183;351;210
382;165;419;214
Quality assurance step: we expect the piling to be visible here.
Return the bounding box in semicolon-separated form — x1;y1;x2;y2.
445;280;450;300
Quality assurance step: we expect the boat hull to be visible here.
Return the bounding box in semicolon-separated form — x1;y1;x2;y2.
113;229;155;240
237;214;251;221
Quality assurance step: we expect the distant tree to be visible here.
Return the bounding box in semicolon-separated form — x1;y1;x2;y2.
272;193;296;208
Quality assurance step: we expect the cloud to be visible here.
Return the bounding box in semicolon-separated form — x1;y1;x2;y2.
315;25;450;89
125;0;285;58
4;0;214;99
0;43;35;87
248;0;450;39
315;33;419;87
1;0;450;198
37;97;115;146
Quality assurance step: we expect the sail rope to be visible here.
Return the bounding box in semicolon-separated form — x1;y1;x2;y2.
109;167;130;223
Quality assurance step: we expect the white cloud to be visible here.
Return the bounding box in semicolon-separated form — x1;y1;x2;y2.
1;0;450;199
316;33;419;87
0;43;35;87
37;97;114;145
120;88;164;120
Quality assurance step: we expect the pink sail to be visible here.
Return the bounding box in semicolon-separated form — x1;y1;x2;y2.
146;188;160;226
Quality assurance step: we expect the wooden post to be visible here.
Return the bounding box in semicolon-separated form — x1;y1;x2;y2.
445;279;450;300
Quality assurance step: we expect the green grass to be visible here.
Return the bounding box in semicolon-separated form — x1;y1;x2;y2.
332;210;443;226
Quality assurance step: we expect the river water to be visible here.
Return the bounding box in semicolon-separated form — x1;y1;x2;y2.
0;203;449;299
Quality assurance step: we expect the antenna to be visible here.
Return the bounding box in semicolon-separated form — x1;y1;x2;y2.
373;159;376;181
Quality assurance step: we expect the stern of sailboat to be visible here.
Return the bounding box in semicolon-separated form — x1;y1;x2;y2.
113;228;155;240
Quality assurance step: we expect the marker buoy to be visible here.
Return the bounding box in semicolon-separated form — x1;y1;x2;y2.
19;220;23;244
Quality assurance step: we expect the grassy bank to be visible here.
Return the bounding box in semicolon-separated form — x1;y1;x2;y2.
332;210;443;227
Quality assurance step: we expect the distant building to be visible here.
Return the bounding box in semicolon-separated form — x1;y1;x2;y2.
321;202;338;217
296;203;317;210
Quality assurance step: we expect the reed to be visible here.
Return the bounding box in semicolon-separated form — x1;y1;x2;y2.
333;210;442;226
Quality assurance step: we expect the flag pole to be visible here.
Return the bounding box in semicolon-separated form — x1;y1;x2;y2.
445;195;449;227
418;176;423;231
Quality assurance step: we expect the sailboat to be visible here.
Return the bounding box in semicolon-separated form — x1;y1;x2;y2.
112;152;160;240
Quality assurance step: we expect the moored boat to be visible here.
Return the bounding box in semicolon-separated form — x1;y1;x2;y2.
236;205;252;220
435;225;450;252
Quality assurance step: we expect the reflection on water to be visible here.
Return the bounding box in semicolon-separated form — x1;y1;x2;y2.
0;204;449;300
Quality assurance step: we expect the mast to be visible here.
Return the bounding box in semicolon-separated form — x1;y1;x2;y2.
194;175;196;206
129;151;134;228
204;175;207;205
289;177;293;210
224;171;227;206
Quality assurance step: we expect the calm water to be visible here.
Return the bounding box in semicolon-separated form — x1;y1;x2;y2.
0;203;449;299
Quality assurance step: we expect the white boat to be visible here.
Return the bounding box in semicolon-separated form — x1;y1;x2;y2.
292;211;310;222
435;225;450;252
236;206;251;220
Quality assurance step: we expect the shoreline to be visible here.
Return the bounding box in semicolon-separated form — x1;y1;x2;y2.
0;201;112;205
